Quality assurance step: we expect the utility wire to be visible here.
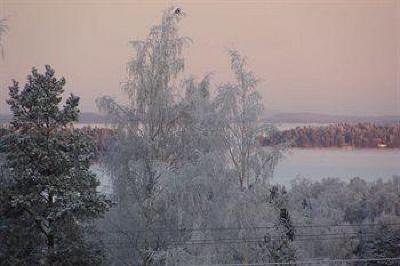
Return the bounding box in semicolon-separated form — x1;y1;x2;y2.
3;232;379;251
3;222;398;251
100;234;376;247
98;222;400;234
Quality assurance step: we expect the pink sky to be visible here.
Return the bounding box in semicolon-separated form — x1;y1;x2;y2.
0;0;399;116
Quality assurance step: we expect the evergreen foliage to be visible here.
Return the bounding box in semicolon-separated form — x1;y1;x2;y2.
0;66;110;265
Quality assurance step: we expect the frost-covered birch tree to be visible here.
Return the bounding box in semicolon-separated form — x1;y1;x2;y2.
96;7;293;266
96;7;192;266
216;50;282;190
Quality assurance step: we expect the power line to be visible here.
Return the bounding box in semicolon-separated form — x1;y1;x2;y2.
98;222;400;234
3;220;398;251
4;235;400;266
3;231;379;252
100;234;376;247
3;222;398;252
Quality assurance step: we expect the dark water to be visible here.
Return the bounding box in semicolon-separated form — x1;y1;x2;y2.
273;148;400;185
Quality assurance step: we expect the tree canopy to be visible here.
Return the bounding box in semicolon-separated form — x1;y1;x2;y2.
0;65;111;265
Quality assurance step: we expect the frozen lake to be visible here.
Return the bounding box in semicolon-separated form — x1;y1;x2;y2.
95;148;400;193
273;148;400;185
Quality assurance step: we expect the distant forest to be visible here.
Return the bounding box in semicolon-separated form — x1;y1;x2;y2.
73;122;400;152
263;123;400;148
2;123;400;155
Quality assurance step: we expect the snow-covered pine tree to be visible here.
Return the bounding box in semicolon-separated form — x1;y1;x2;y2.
0;65;110;265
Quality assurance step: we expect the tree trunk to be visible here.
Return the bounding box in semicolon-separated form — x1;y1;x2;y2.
47;232;54;266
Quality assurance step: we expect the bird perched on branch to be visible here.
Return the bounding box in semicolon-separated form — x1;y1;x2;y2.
174;7;183;15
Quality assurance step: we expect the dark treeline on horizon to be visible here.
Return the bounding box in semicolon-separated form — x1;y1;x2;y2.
82;122;400;153
2;122;400;158
263;123;400;148
81;122;400;152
